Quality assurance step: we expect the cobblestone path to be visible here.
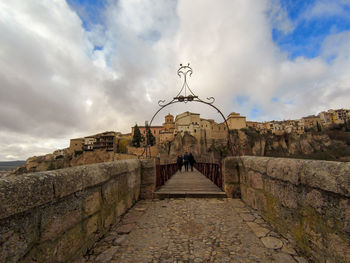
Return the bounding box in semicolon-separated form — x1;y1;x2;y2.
82;199;309;263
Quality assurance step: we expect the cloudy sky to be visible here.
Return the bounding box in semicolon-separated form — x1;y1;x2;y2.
1;0;350;161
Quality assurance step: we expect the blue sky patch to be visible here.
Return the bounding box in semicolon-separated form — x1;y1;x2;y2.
273;0;350;59
67;0;108;31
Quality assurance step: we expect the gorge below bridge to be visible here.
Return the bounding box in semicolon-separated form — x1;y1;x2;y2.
0;156;349;263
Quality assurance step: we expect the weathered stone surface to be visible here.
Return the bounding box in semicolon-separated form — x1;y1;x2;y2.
282;244;297;255
294;256;310;263
116;223;135;234
0;159;144;263
223;157;240;184
273;252;296;263
0;173;54;219
55;224;84;262
266;158;302;185
140;159;156;200
340;199;350;232
102;178;118;205
249;171;263;189
0;211;40;263
84;191;101;217
224;183;240;198
80;199;308;263
240;213;256;222
94;246;119;263
247;222;270;237
305;189;324;209
276;184;298;209
240;156;269;174
260;236;283;249
301;160;350;197
40;197;82;241
86;214;99;238
228;198;246;208
327;233;350;262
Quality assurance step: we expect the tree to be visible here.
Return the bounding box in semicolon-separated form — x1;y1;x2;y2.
146;123;156;146
316;121;322;132
132;124;142;147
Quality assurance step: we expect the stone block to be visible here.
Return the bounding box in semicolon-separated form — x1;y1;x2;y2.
102;178;119;205
245;187;257;209
261;236;283;249
40;196;82;241
249;171;263;189
116;200;126;217
256;191;267;211
84;190;101;217
224;183;240;198
305;189;324;209
240;156;269;174
0;173;55;219
326;233;350;262
80;164;111;190
223;157;240;184
340;199;350;233
86;214;99;237
54;224;84;262
301;160;350;197
0;210;40;263
266;158;302;185
276;184;298;209
51;167;84;198
103;211;114;230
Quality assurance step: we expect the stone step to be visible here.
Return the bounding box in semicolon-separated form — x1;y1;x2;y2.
154;191;227;199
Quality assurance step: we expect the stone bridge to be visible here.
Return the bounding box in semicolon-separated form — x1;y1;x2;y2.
0;157;349;262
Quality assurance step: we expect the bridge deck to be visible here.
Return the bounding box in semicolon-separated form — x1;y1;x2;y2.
155;169;226;198
82;199;309;262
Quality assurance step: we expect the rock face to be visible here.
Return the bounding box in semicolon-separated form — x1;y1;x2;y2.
159;129;350;163
16;149;137;175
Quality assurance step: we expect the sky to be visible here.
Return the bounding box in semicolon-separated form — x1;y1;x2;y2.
0;0;350;161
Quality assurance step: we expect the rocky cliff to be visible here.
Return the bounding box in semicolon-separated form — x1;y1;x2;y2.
159;129;350;162
14;149;137;175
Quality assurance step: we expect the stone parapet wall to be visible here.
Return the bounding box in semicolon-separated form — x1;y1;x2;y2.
0;159;150;263
223;156;350;263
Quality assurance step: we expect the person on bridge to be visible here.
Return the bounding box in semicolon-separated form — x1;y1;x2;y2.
177;155;183;172
183;152;189;172
188;153;196;172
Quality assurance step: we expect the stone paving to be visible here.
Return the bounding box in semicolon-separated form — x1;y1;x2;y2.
81;198;309;263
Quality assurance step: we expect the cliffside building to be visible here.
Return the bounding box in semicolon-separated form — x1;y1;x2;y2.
69;138;84;153
226;112;247;130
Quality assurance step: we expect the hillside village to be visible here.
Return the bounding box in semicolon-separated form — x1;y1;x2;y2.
10;107;349;175
68;108;350;154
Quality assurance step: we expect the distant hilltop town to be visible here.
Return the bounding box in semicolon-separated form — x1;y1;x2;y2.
68;108;350;154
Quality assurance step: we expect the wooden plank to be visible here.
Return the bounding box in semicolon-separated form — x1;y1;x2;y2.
155;170;225;197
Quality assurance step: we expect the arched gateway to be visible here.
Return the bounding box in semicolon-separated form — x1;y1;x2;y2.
144;63;233;157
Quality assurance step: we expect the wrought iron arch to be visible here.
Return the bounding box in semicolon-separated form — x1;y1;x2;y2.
144;64;233;157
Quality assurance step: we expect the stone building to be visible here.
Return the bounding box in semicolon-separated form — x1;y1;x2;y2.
93;131;117;151
226;112;246;130
302;115;321;130
69;138;84;153
175;112;201;139
84;137;96;151
159;114;176;143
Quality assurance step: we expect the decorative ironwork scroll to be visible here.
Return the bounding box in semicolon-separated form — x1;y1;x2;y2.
145;64;233;157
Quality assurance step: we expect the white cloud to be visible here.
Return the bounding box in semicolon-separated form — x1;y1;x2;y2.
0;0;350;160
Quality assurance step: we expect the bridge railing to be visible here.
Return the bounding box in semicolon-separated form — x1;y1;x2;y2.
194;162;222;188
155;161;178;187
